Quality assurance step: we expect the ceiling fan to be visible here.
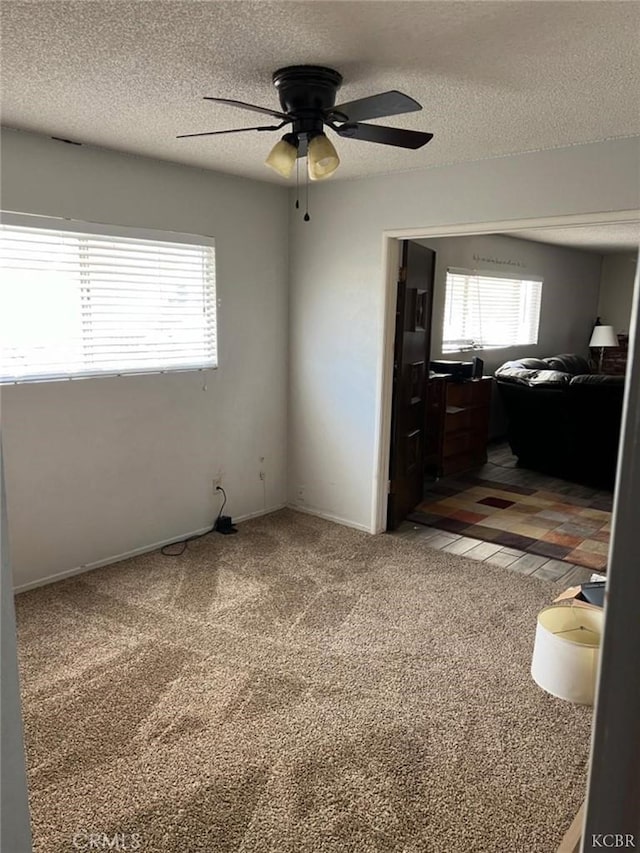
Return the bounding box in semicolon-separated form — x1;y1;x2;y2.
177;65;433;181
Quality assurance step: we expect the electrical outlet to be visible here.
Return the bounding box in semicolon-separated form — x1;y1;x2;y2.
212;477;223;492
259;470;266;481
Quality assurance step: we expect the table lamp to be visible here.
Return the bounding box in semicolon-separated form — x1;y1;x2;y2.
589;325;618;373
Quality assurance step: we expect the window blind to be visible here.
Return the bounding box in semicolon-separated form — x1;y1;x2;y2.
442;268;542;353
0;216;217;383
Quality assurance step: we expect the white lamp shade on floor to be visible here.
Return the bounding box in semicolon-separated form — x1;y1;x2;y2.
531;604;603;705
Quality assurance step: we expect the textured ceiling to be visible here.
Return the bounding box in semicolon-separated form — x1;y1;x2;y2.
503;224;640;254
1;1;640;184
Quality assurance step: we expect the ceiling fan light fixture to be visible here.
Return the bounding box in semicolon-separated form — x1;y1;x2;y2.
307;133;340;180
265;133;298;178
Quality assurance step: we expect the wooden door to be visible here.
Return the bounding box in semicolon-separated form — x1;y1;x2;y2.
387;241;436;530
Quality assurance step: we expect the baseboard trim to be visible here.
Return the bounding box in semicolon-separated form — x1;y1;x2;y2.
234;504;287;524
13;504;287;593
286;502;372;533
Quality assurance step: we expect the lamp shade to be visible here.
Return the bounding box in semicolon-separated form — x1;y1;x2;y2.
307;133;340;180
531;603;603;705
265;135;298;178
589;325;618;348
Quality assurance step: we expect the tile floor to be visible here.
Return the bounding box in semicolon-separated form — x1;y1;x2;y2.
392;441;610;586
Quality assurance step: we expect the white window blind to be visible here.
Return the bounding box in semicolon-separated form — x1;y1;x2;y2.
0;215;217;383
442;268;542;353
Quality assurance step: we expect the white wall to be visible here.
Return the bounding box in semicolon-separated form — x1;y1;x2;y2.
417;232;602;375
597;251;639;334
288;137;640;532
0;129;289;589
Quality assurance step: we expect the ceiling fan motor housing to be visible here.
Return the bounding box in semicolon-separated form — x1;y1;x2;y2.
272;65;343;138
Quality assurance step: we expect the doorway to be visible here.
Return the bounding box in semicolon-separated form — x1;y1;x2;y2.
376;211;640;534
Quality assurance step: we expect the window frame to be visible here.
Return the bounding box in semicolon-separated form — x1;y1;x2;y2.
0;211;218;385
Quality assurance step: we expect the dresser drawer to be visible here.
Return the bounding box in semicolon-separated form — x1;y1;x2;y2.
444;408;471;433
443;431;471;458
446;383;472;407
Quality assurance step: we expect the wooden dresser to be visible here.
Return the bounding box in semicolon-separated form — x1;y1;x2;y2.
425;375;493;477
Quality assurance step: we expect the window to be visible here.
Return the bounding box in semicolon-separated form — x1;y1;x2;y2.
442;268;542;353
0;214;217;384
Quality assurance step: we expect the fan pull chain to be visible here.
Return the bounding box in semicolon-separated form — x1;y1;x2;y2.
304;163;310;222
295;157;300;209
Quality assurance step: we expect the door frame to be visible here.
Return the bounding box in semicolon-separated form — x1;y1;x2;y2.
372;208;640;535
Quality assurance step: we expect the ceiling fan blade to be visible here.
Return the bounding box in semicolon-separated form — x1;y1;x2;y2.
329;91;421;123
203;96;289;120
177;123;285;139
335;122;433;150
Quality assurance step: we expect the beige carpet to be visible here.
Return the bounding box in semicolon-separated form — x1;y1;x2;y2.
16;509;590;853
